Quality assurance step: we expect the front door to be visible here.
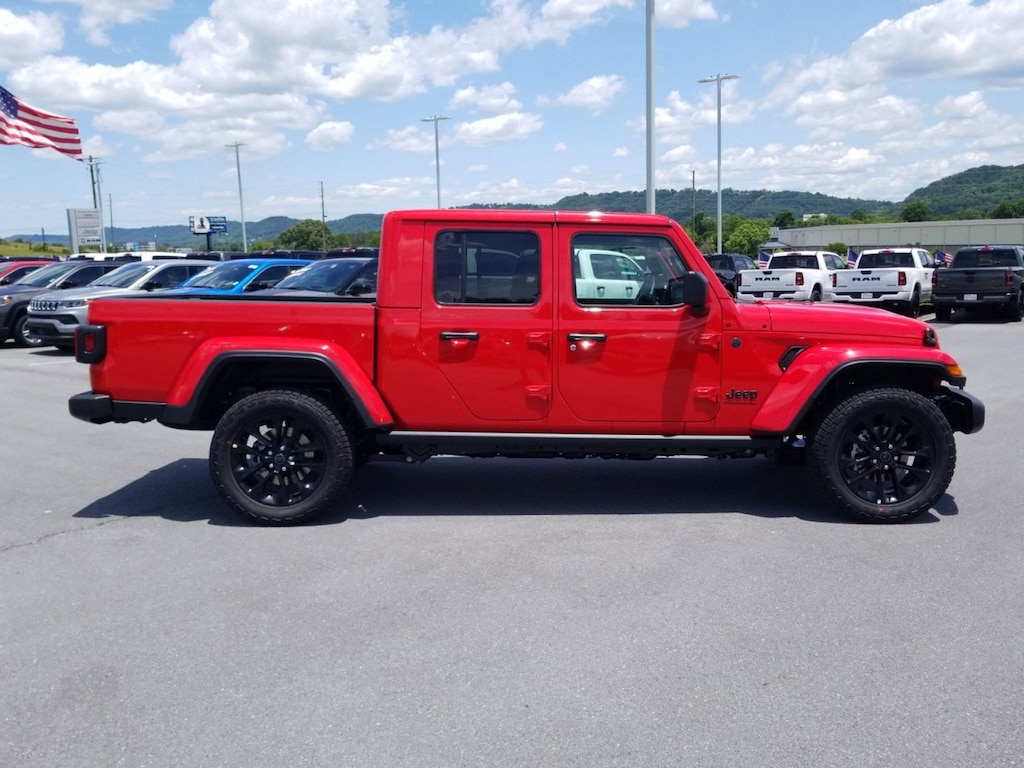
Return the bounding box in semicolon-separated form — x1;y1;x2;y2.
555;228;722;427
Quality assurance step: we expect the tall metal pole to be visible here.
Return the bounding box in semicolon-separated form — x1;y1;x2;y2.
227;142;248;252
320;181;327;251
645;0;655;214
698;73;738;253
421;115;449;208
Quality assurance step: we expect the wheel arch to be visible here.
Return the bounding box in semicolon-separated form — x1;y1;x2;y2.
752;357;969;438
160;350;394;431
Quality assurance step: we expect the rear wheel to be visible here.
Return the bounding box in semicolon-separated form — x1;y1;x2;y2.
1008;292;1023;322
810;387;955;523
903;289;921;318
934;304;952;321
809;287;822;302
210;389;354;525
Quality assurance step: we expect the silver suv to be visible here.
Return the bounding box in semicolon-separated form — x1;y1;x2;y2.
26;259;215;349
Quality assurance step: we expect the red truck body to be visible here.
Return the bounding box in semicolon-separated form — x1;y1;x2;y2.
71;209;984;524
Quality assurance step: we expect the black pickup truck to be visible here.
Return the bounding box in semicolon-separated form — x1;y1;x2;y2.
932;245;1024;321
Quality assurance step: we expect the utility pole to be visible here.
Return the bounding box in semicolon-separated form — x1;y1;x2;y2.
698;73;740;254
320;181;327;251
226;142;248;252
108;193;115;251
645;0;656;214
87;156;108;253
420;115;449;208
691;170;696;231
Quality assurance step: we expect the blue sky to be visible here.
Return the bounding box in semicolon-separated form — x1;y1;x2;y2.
1;0;1023;238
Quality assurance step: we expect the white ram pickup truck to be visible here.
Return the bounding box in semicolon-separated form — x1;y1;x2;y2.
832;247;936;317
736;250;847;302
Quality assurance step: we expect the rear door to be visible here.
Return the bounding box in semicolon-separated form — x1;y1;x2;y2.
417;225;554;424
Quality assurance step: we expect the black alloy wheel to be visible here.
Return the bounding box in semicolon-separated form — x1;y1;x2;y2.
210;389;354;525
810;387;955;523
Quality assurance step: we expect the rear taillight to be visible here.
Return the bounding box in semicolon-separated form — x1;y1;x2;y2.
795;272;804;286
1006;269;1015;288
831;273;837;287
898;271;907;286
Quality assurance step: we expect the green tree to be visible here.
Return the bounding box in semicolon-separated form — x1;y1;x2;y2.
991;199;1024;219
723;219;770;257
900;201;929;222
772;210;796;228
277;219;335;250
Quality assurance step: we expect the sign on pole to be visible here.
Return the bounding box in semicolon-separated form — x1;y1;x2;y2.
67;208;103;252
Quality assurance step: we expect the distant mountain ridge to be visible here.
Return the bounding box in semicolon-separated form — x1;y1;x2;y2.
9;164;1023;248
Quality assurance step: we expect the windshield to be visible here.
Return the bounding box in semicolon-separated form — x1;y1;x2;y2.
88;263;159;288
12;261;79;287
180;262;256;289
273;258;373;292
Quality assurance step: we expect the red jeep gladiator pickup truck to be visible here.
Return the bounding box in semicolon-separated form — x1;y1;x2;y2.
70;209;984;524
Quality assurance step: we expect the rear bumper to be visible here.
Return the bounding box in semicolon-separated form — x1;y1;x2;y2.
68;392;163;424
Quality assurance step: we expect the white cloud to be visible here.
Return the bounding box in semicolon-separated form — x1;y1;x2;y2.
0;9;63;69
656;0;719;28
35;0;173;46
306;121;356;150
450;83;522;113
455;112;544;146
553;75;625;114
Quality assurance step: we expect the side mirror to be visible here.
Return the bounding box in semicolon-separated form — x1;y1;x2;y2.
668;272;709;316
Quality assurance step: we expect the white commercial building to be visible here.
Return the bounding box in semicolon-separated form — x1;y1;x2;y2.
774;218;1024;252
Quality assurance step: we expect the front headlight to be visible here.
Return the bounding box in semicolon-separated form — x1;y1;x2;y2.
61;299;89;309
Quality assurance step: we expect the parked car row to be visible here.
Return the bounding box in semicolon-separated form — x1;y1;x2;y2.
1;254;379;350
714;244;1024;322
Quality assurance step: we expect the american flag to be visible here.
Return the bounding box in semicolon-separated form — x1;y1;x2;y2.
758;249;771;268
0;85;82;161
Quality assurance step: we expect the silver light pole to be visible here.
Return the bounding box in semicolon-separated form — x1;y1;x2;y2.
227;142;248;252
645;0;655;214
698;73;739;253
421;115;449;208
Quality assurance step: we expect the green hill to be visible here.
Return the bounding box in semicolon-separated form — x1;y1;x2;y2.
10;164;1024;249
903;164;1024;217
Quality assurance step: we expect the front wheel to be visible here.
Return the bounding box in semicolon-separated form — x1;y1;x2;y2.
809;387;955;523
210;389;354;525
12;314;44;348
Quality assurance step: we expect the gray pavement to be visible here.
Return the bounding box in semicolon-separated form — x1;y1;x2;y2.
1;313;1022;767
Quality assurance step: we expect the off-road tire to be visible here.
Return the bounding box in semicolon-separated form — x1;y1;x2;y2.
809;387;955;523
934;304;952;322
210;389;353;525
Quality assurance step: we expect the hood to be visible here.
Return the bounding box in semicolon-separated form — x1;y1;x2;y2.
34;285;149;302
757;300;930;342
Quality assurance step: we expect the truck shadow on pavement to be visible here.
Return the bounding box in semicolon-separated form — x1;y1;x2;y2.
74;455;958;526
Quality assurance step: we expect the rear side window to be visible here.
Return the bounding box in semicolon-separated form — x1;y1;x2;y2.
434;230;541;305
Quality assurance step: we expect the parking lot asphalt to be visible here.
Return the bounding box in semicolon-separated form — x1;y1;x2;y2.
1;312;1022;768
